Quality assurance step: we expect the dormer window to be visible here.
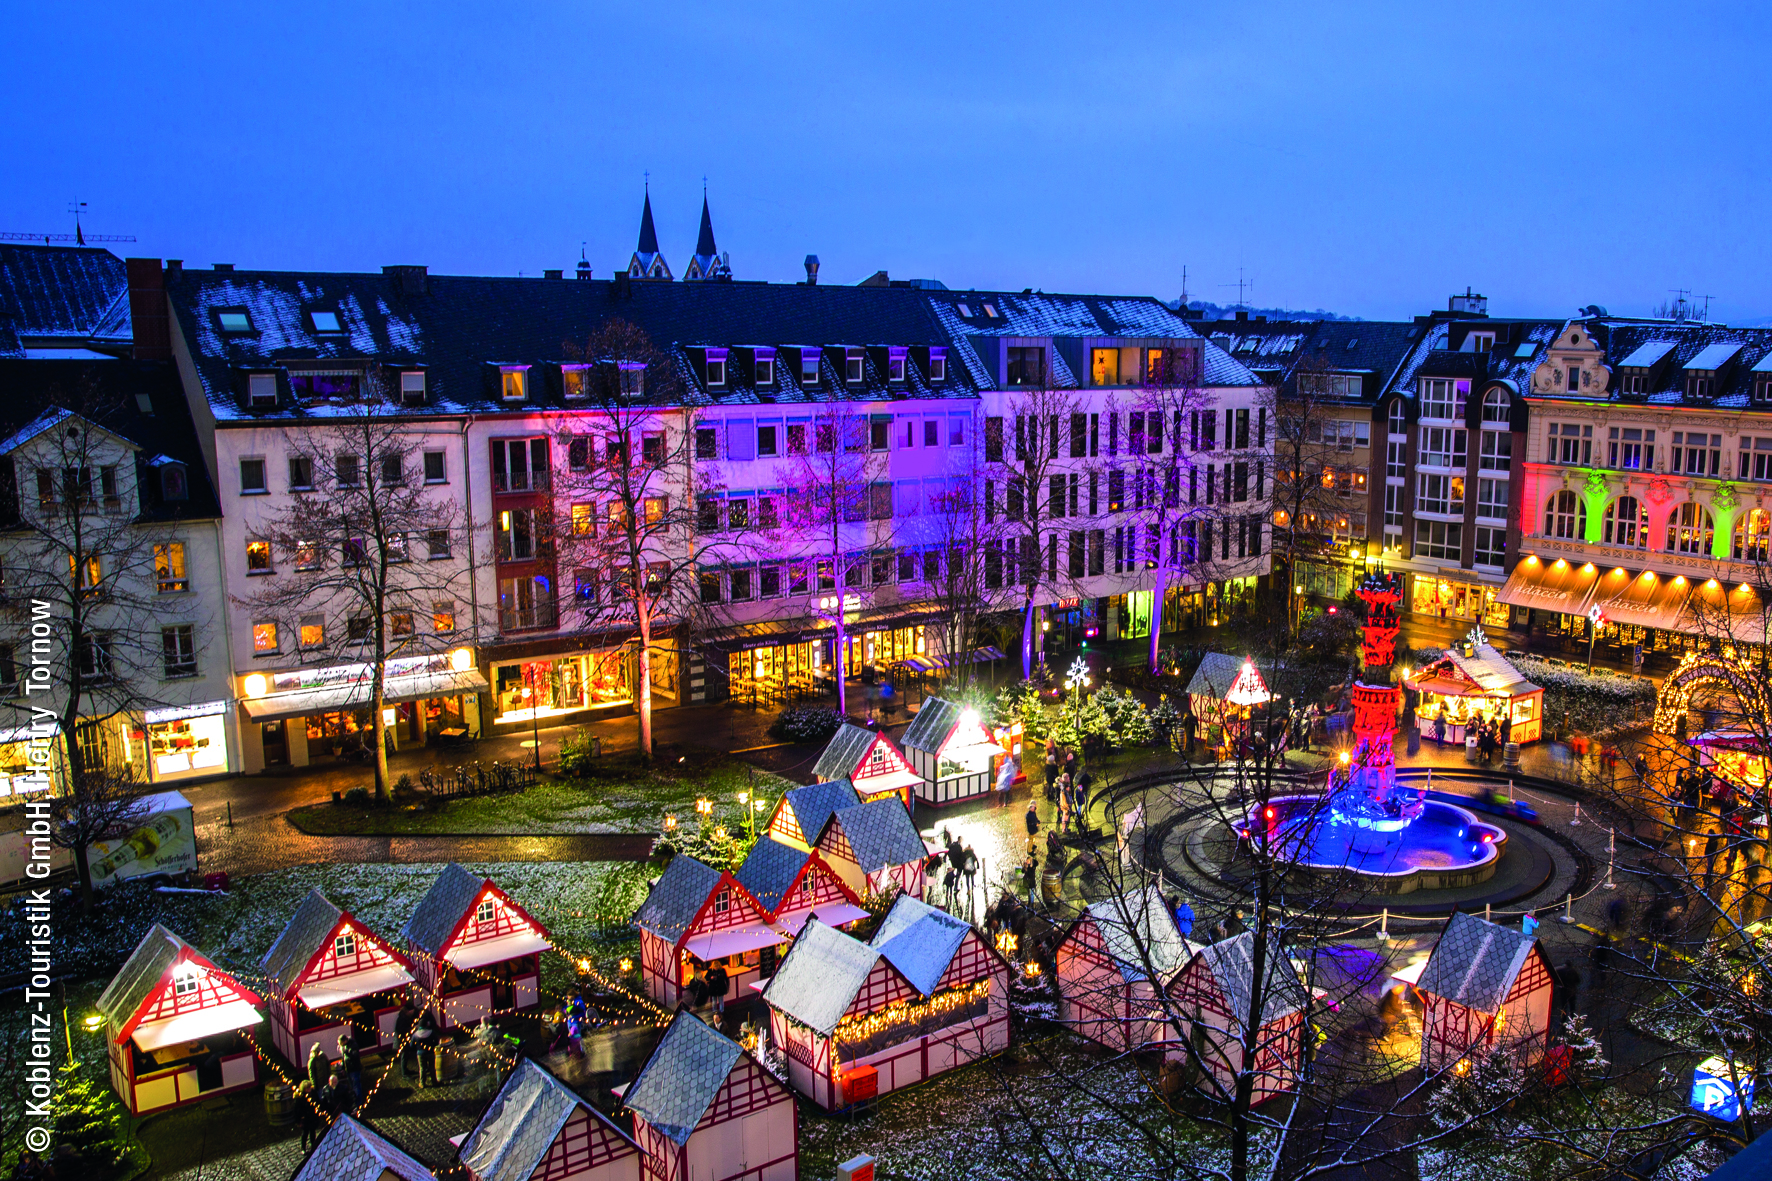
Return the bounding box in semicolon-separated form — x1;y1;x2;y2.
248;373;277;409
308;310;344;334
619;362;645;397
561;365;587;400
754;350;775;385
501;367;529;401
887;349;907;383
216;310;253;335
929;349;947;383
1567;363;1582;392
705;349;728;387
1464;331;1495;353
1006;346;1045;387
1688;374;1712;400
400;371;426;405
160;463;188;502
800;349;821;385
845;348;864;384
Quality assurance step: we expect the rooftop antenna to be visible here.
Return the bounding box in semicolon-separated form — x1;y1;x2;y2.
1221;267;1252;310
1701;294;1716;321
69;201;86;245
0;199;136;245
1179;264;1189;308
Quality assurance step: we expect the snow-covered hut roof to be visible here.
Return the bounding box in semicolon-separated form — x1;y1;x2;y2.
826;799;926;873
1187;653;1269;701
461;1057;637;1181
293;1114;431;1181
870;894;971;996
1418;912;1537;1013
261;889;348;995
734;838;810;915
761;918;882;1035
97;925;197;1027
624;1011;745;1147
631;856;724;944
781;779;861;841
1190;932;1307;1029
813;723;882;782
400;863;486;957
1082;887;1192;984
901;697;963;754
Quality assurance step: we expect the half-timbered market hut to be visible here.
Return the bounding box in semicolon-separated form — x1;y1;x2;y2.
260;888;416;1065
764;779;862;852
460;1056;642;1181
1417;912;1553;1072
813;798;929;902
761;894;1011;1110
292;1114;431;1181
734;836;868;939
901;697;1010;806
1167;931;1309;1104
1055;887;1195;1052
620;1011;798;1181
97;924;263;1115
401;863;553;1028
812;723;922;808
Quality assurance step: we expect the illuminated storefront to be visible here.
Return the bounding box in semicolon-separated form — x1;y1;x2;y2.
1410;575;1509;628
143;700;232;783
239;649;486;770
727;624;929;701
491;647;635;724
0;723;64;797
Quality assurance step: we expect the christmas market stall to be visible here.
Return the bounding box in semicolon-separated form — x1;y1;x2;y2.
460;1057;642;1181
901;697;1012;806
260;888;416;1066
292;1114;431;1181
1403;637;1543;745
618;1011;798;1181
1185;654;1273;745
765;779;863;851
96;924;263;1116
1055;887;1196;1053
813;798;930;902
1693;731;1771;797
1166;932;1309;1104
812;723;922;808
734;836;868;939
400;863;554;1028
761;894;1012;1111
1417;912;1553;1072
633;855;776;1007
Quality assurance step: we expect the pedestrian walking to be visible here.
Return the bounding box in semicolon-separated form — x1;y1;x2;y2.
1021;851;1039;902
394;996;420;1081
337;1033;363;1108
1025;797;1040;836
707;962;731;1020
1433;710;1447;746
996;755;1017;808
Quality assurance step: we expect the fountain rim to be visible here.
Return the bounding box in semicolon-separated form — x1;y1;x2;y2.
1243;795;1508;880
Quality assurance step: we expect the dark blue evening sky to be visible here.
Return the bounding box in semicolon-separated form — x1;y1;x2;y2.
9;2;1769;321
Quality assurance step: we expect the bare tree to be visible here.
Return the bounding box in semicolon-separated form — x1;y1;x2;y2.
1270;358;1367;634
917;434;1004;694
49;764;152;911
240;386;468;800
553;319;700;760
768;400;894;715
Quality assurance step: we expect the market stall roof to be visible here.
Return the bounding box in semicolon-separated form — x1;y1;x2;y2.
624;1011;746;1148
1587;567;1692;632
1496;554;1601;616
1407;644;1537;699
293;1114;431;1181
461;1057;638;1181
1078;887;1192;985
1187;653;1272;702
1692;731;1770;753
734;837;814;914
448;930;554;973
813;723;922;794
1189;932;1309;1028
823;798;927;875
775;779;862;844
241;667;488;722
1418;912;1536;1013
98;924;262;1047
261;888;414;1003
901;696;964;755
762;917;884;1035
871;894;972;996
631;855;725;944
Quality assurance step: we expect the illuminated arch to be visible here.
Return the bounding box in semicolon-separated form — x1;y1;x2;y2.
1653;651;1771;735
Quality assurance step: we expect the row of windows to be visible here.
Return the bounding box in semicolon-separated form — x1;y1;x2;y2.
251;604;456;655
240;450;447;495
983;409;1266;463
244;531;453;574
701;347;946;390
1539;492;1768;557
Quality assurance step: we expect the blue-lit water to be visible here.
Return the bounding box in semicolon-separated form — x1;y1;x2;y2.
1257;798;1502;876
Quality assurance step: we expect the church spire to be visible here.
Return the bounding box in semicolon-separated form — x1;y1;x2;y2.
684;186;732;282
628;182;672;281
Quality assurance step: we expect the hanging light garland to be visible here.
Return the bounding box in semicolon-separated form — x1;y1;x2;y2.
830;979;992;1047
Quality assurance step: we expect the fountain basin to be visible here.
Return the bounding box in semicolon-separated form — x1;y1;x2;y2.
1244;795;1507;895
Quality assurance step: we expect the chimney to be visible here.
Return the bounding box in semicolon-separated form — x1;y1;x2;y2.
543;269;563;280
804;255;820;286
125;258;172;361
1448;287;1488;315
213;263;234;272
1235;310;1248;322
165;260;183;282
383;265;429;297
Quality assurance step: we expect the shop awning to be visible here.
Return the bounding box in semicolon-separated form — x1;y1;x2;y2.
772;902;871;936
132;999;264;1051
1390;960;1429;987
1676;579;1768;646
446;930;553;972
856;769;922;795
242;669;489;723
1588;568;1692;631
683;922;786;963
1496;555;1600;616
296;963;415;1010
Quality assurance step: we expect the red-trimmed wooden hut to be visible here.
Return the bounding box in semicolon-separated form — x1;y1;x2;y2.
1055;887;1194;1052
293;1113;431;1181
763;779;861;852
812;723;922;809
620;1011;797;1181
813;798;929;902
1417;911;1554;1073
632;855;774;1007
260;888;416;1066
734;837;868;941
1166;932;1308;1104
96;924;263;1115
460;1057;642;1181
401;863;553;1028
761;894;1011;1110
901;697;1010;806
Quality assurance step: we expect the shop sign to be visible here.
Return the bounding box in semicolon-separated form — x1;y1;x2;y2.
144;700;230;724
1054;597;1082;609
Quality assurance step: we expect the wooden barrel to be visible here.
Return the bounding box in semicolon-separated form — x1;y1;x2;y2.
433;1044;461;1082
1040;871;1063;906
263;1082;296;1127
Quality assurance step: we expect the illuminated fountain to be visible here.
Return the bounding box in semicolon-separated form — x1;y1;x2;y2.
1248;572;1506;893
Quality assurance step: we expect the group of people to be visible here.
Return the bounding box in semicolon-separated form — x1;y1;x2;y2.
1042;740;1095;835
298;1028;368;1150
679;962;733;1021
1427;703;1513;761
928;828;981;913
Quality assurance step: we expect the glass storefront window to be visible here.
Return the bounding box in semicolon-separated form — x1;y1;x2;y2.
493;650;633;723
1410;576;1507;626
145;702;230;780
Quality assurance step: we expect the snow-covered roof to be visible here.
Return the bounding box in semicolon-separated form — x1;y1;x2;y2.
870;894;971;996
261;889;349;995
1687;342;1742;371
1188;932;1307;1029
401;862;486;957
461;1057;636;1181
631;856;724;944
733;838;810;915
1186;653;1269;701
1617;340;1676;368
813;723;882;782
98;925;197;1026
294;1115;431;1181
761;918;881;1035
781;779;861;843
1081;887;1191;984
826;798;926;873
0;245;131;350
1418;912;1537;1013
1419;645;1537;697
901;696;963;754
624;1011;746;1147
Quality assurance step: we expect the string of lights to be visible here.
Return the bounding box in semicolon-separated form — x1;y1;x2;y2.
829;978;993;1047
